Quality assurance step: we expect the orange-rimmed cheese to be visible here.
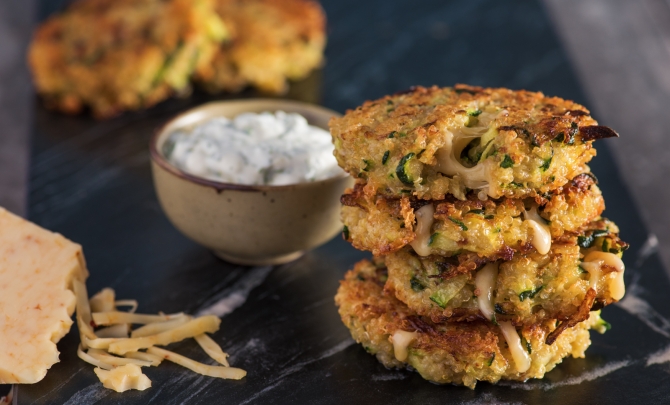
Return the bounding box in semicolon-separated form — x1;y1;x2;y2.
0;208;88;383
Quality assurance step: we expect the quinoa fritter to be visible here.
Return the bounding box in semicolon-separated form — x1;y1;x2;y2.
195;0;326;95
29;0;228;118
335;259;607;388
384;219;628;328
342;172;604;258
330;85;618;200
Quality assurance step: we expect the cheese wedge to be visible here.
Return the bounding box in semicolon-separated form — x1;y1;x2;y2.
0;208;88;384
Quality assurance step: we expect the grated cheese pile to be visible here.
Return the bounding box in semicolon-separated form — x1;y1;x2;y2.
74;284;246;392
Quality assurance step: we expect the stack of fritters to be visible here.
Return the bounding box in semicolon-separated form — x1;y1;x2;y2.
332;85;628;388
29;0;326;118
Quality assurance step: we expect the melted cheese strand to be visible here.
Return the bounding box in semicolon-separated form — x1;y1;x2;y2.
583;251;626;300
95;324;130;339
475;262;499;323
523;206;551;255
583;251;625;272
147;347;246;380
436;130;491;191
391;330;418;362
499;321;531;373
580;261;601;291
410;204;435;256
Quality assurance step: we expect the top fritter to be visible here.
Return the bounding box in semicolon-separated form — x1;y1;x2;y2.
329;85;618;200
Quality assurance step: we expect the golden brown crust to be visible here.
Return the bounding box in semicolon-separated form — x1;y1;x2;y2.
330;85;602;200
334;85;624;388
546;288;596;345
384;219;627;325
341;174;605;258
335;259;601;388
195;0;326;94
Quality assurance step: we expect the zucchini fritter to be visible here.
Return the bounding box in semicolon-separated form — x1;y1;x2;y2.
335;259;606;388
342;173;604;258
195;0;326;95
29;0;228;118
384;219;628;328
330;85;618;200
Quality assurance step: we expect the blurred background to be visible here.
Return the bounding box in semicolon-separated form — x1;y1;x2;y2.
0;0;668;272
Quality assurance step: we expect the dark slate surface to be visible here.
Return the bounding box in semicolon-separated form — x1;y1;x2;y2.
0;0;34;216
15;0;670;404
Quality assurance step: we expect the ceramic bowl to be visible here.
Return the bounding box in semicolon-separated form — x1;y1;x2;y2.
150;99;353;266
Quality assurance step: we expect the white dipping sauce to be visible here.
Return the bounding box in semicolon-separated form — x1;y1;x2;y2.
167;111;343;186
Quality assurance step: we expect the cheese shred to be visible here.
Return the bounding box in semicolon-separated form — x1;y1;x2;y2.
92;311;185;326
114;300;139;313
147;347;246;380
195;334;231;367
131;316;192;338
77;345;113;370
87;348;154;368
124;351;163;367
73;286;246;393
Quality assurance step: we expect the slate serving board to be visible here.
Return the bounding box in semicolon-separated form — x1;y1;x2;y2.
13;0;670;403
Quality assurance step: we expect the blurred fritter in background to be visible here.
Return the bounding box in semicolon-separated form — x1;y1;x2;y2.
28;0;326;118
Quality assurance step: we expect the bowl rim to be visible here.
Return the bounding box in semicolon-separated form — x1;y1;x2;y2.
150;99;350;192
